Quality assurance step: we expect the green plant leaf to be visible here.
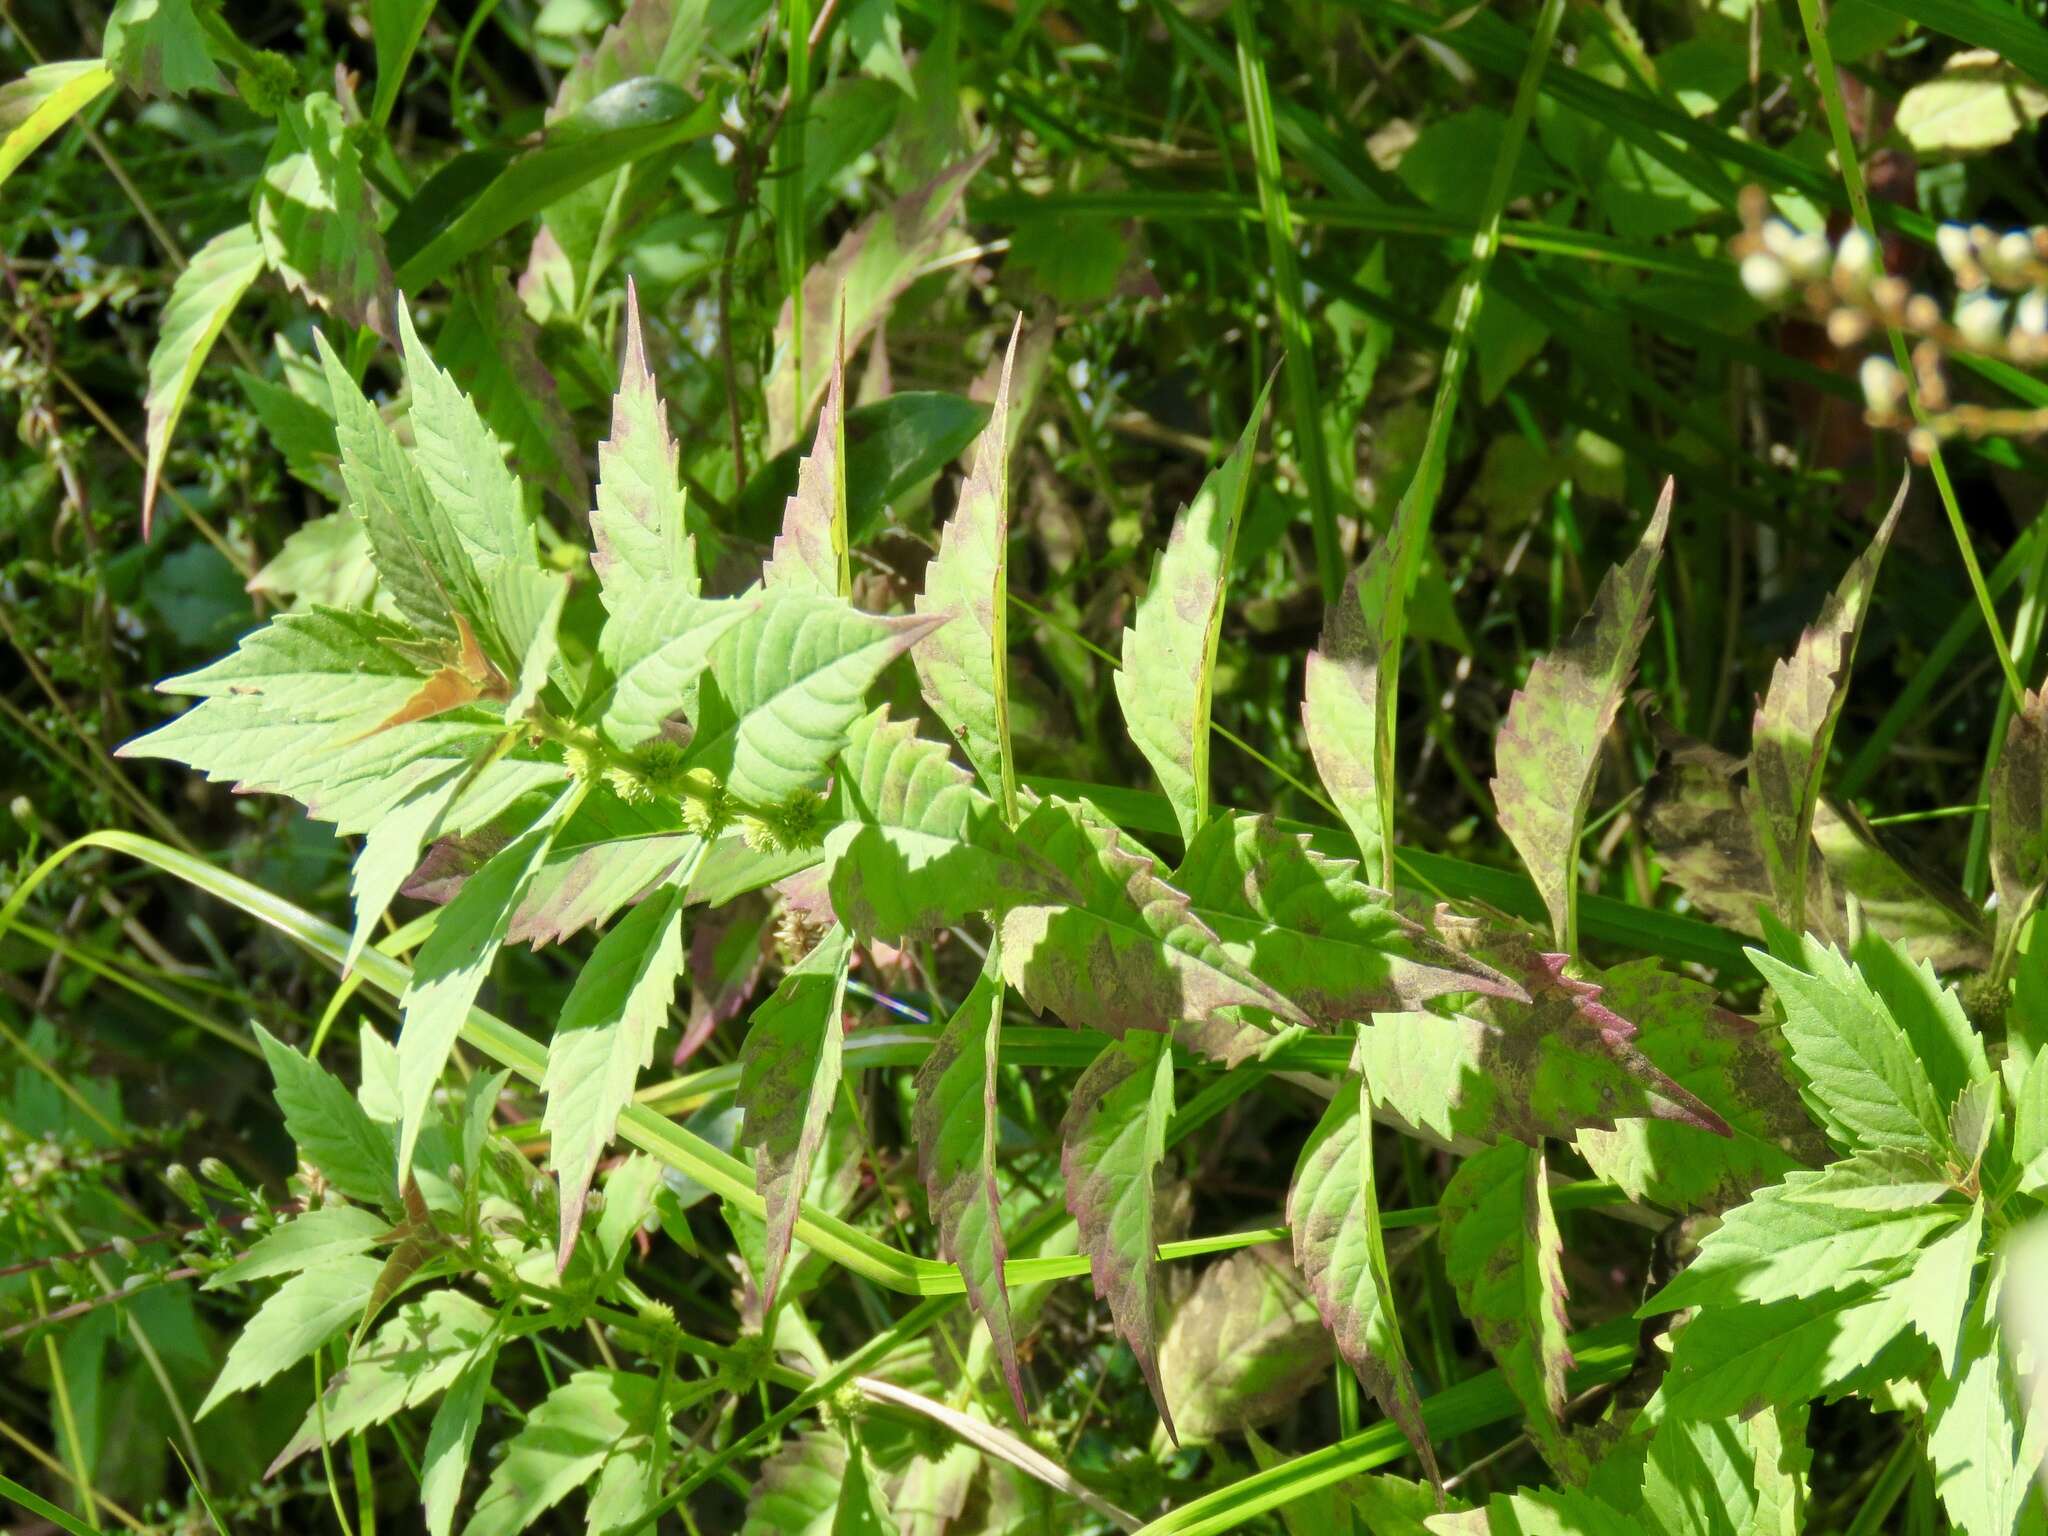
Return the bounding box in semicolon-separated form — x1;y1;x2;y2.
369;0;435;127
1476;1487;1637;1536
763;331;848;597
1897;55;2048;157
437;266;590;514
259;93;396;339
1893;1198;1984;1374
207;1202;386;1289
735;923;853;1314
1064;1029;1178;1438
1114;380;1271;845
102;0;220;96
1287;1069;1437;1479
913;958;1024;1415
463;1369;660;1536
195;1256;382;1418
1159;1245;1333;1441
742;1432;854;1535
1750;943;1950;1158
1304;534;1402;884
2017;1051;2048;1194
0;61;114;190
1492;481;1669;948
1848;935;1993;1119
1990;687;2048;962
595;593;755;751
543;879;688;1269
1927;1266;2035;1536
592;279;696;614
832;1426;897;1535
422;1342;498;1536
254;1023;399;1207
347;766;468;974
1748;481;1904;932
914;318;1021;815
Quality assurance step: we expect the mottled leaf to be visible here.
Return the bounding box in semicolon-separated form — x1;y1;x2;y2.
1492;481;1669;947
102;0;220;96
142;221;264;532
1159;1246;1333;1440
1063;1029;1178;1439
259;94;395;339
764;329;848;596
1114;380;1271;845
592;278;695;612
1991;688;2048;962
0;61;114;190
1304;524;1407;887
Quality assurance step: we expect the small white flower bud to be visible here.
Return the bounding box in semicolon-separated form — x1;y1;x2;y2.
1937;224;1973;272
1741;251;1791;304
1860;356;1905;415
1834;227;1878;287
1785;232;1831;282
1996;231;2035;283
1956;293;2007;349
1761;219;1799;259
2017;289;2048;337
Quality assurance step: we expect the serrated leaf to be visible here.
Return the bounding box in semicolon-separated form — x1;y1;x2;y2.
1638;1412;1779;1536
208;1202;386;1290
260;94;395;338
1159;1246;1333;1440
102;0;220;96
1751;944;1950;1158
0;61;114;190
913;958;1024;1415
2017;1052;2048;1194
1997;1219;2048;1496
1493;482;1669;948
255;1024;398;1207
347;766;468;974
141;222;264;531
1748;481;1904;932
832;1426;897;1535
1113;380;1271;845
1928;1266;2034;1536
592;279;695;613
1893;1199;1984;1375
196;1256;382;1418
463;1370;659;1536
742;1432;853;1536
544;880;687;1269
1305;534;1403;885
1849;934;1992;1117
397;783;584;1178
422;1343;497;1536
438;266;590;514
735;923;852;1315
997;797;1307;1058
764;330;848;596
914;317;1022;814
1991;688;2048;962
1778;1147;1955;1210
595;593;754;751
1440;1139;1578;1475
685;591;942;807
1288;1069;1437;1479
1063;1029;1177;1439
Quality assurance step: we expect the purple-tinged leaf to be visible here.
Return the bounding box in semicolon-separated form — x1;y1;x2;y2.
764;324;848;597
1158;1246;1333;1441
592;278;694;613
1304;523;1408;888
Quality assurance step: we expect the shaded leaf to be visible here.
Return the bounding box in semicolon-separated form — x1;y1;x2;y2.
1926;1266;2035;1536
422;1343;498;1536
255;1023;398;1208
102;0;220;96
742;1432;852;1536
463;1370;660;1536
438;266;590;513
592;278;695;613
197;1256;382;1417
1160;1246;1333;1440
142;222;264;531
260;94;395;339
1991;687;2048;962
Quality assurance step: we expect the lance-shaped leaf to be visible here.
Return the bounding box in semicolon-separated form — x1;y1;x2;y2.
735;923;853;1314
915;316;1023;815
1927;1265;2034;1536
347;765;467;974
763;326;848;597
1440;1139;1579;1477
259;93;395;339
685;590;943;807
1288;1066;1438;1480
397;782;584;1179
824;707;1059;944
399;303;538;579
0;61;114;191
1114;379;1273;846
592;278;695;612
421;1341;497;1536
1304;522;1408;887
1991;688;2048;962
142;222;264;532
255;1023;398;1209
1063;1029;1178;1439
438;266;590;514
543;880;688;1269
1493;482;1670;949
1749;478;1905;933
913;959;1025;1416
595;593;755;750
997;797;1307;1054
1158;1246;1333;1441
1174;813;1522;1026
197;1256;384;1418
464;1370;661;1536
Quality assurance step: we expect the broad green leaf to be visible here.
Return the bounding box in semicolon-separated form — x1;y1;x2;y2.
463;1369;660;1536
1991;688;2048;962
1898;55;2048;156
1478;1487;1637;1536
207;1202;386;1289
1778;1147;1956;1210
422;1343;497;1536
1304;534;1402;885
913;958;1024;1414
1893;1198;1984;1374
1159;1246;1333;1440
997;797;1307;1059
1063;1029;1177;1437
735;923;853;1314
347;766;468;974
832;1426;897;1536
542;880;687;1268
823;707;1055;943
0;61;113;191
2018;1051;2048;1194
685;591;941;807
595;593;754;750
592;279;695;614
1287;1070;1436;1478
267;1289;497;1471
1113;381;1271;845
1641;1165;1963;1314
1492;481;1669;948
1751;944;1950;1157
254;1023;398;1207
914;317;1021;814
260;94;396;339
1440;1140;1578;1476
763;332;849;597
1748;482;1903;932
196;1256;382;1417
1928;1266;2035;1536
742;1432;854;1536
1849;935;1992;1117
437;266;590;514
397;782;585;1178
102;0;220;95
155;605;425;718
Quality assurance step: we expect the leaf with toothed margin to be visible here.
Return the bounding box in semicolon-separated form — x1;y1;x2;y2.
542;879;688;1270
1749;477;1905;931
439;265;590;514
1304;521;1408;888
762;331;847;596
913;957;1025;1417
594;593;755;751
1926;1262;2035;1536
684;590;943;808
1440;1139;1581;1480
398;302;537;578
1492;483;1670;949
996;797;1307;1055
1063;1029;1178;1440
1114;380;1272;846
463;1369;662;1536
143;222;264;531
823;707;1061;944
915;317;1022;814
346;765;467;974
196;1256;383;1419
1288;1065;1439;1482
1173;813;1524;1028
259;94;395;340
1991;687;2048;960
735;923;852;1315
591;278;695;613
